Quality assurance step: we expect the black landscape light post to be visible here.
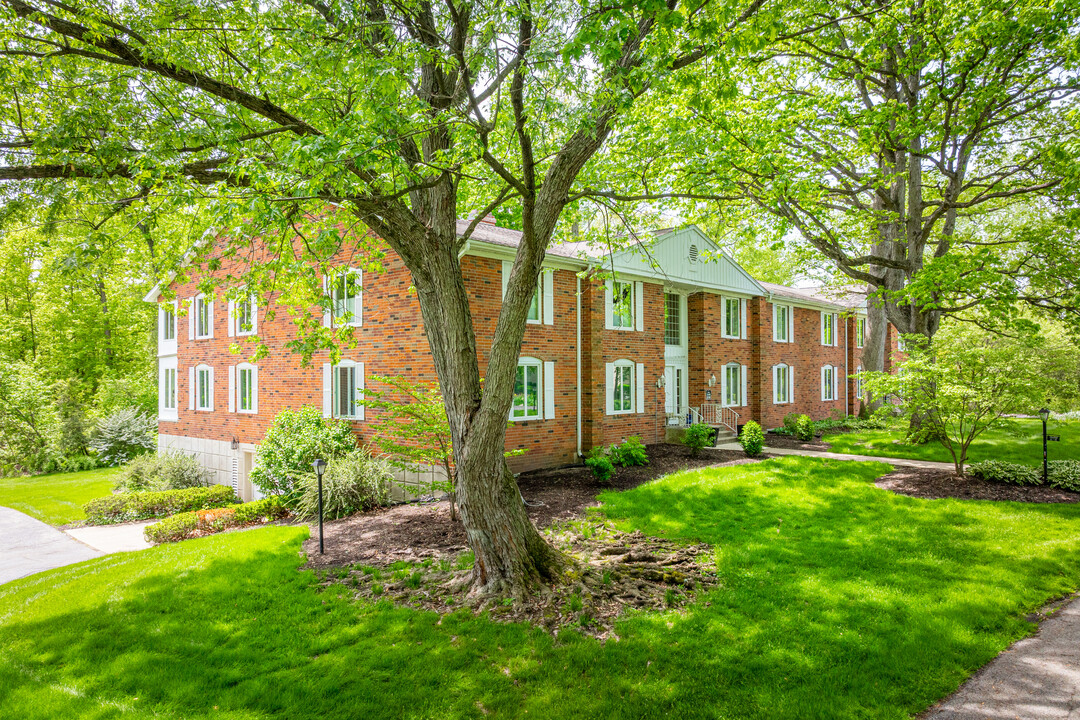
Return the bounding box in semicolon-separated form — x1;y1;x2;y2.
313;458;327;554
1039;407;1050;485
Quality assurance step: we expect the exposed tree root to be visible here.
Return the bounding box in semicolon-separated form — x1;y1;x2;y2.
311;517;718;640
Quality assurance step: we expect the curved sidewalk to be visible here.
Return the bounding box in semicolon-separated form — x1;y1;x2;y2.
716;442;958;471
0;506;102;585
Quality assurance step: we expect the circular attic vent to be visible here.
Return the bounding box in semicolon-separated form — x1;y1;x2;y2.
688;244;699;263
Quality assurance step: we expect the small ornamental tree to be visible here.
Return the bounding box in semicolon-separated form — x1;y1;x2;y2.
863;325;1047;478
362;375;457;520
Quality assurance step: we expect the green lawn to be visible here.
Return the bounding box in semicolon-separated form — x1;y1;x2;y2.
2;457;1080;719
821;418;1080;465
0;467;118;525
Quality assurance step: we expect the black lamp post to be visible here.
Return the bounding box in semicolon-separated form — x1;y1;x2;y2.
312;458;327;554
1039;408;1050;485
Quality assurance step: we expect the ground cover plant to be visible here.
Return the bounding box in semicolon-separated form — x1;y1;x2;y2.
0;467;119;525
824;418;1080;465
3;456;1080;719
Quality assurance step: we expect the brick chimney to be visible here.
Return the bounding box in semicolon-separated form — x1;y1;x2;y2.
479;213;498;225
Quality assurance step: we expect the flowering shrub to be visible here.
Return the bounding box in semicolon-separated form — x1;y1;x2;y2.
88;407;157;466
249;406;356;501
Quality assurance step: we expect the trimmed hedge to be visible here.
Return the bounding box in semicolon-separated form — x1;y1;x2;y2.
740;421;765;457
84;485;237;525
144;496;289;544
968;459;1080;492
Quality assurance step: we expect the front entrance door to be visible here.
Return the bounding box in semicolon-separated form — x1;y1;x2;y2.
665;364;686;418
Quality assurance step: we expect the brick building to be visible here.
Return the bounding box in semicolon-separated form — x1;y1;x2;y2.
147;220;899;499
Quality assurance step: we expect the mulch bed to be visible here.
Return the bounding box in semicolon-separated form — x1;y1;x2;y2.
876;467;1080;503
764;431;832;451
303;444;748;570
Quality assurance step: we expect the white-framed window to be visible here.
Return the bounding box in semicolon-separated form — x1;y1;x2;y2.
612;280;634;329
327;268;363;327
854;365;864;400
821;364;837;401
856;316;866;348
773;363;793;405
502;262;554;326
236;363;258;414
612;361;634;413
160;302;177;342
821;311;837;346
333;363;362;419
159;356;178;421
722;296;742;339
773;303;793;343
194;294;213;339
231;291;257;337
512;358;542;420
664;292;682;346
195;364;214;411
721;362;746;408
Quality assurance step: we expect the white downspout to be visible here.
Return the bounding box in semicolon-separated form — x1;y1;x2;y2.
844;311;850;415
576;274;583;459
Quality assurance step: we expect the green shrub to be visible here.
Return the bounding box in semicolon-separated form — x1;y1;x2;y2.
584;446;615;482
782;413;801;436
59;454;101;473
295;448;393;520
795;414;814;442
114;451;210;493
968;460;1042;486
740;421;764;457
88;407;157;466
1049;460;1080;492
84;485;237;524
683;423;714;457
143;496;289;544
610;436;648;467
250;406;356;501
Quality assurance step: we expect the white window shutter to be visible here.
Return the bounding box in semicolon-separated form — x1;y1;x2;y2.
227;300;235;337
790;365;796;402
741;364;748;407
543;270;554;325
188;367;195;410
322;363;332;418
605;362;615;415
543;361;555;419
355;270;363;327
206;301;214;339
322;276;331;328
356;362;365;420
833;314;839;345
501;260;512;299
228;365;236;413
772;366;779;405
721;367;728;407
788;308;794;343
771;304;777;341
740;299;748;339
188;297;195;340
634;281;644;332
250;299;258;334
635;362;645;413
251;366;259;414
820;312;826;345
604;280;614;329
207;367;215;411
821;366;827;401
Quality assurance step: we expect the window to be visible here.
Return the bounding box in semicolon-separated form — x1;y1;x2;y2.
856;316;866;348
160;360;177;421
195;295;212;339
333;363;362;419
722;297;742;339
512;359;542;420
822;365;836;401
238;365;257;413
236;293;256;336
526;284;541;323
161;304;176;342
821;312;835;346
329;269;362;326
196;365;213;411
612;280;634;329
773;364;792;405
773;304;792;343
723;363;742;407
855;365;864;400
612;362;634;413
664;293;682;346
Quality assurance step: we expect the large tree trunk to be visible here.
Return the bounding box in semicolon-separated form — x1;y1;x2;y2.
404;225;567;598
860;288;888;416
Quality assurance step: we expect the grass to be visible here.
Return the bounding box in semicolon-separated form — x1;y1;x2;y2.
0;467;118;525
1;456;1079;718
821;418;1080;466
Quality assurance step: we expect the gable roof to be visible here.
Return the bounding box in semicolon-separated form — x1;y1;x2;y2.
759;282;865;311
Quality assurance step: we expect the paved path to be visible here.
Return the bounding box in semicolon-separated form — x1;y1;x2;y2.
716;442;957;471
66;521;154;553
923;596;1080;719
0;506;102;585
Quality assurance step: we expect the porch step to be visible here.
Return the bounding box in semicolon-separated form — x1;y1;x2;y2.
713;429;736;446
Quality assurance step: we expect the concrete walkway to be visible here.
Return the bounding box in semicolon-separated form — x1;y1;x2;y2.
924;595;1080;719
66;521;154;553
0;506;102;585
716;441;957;471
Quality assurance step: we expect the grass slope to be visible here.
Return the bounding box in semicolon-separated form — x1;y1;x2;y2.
1;457;1079;719
822;418;1080;465
0;467;118;525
